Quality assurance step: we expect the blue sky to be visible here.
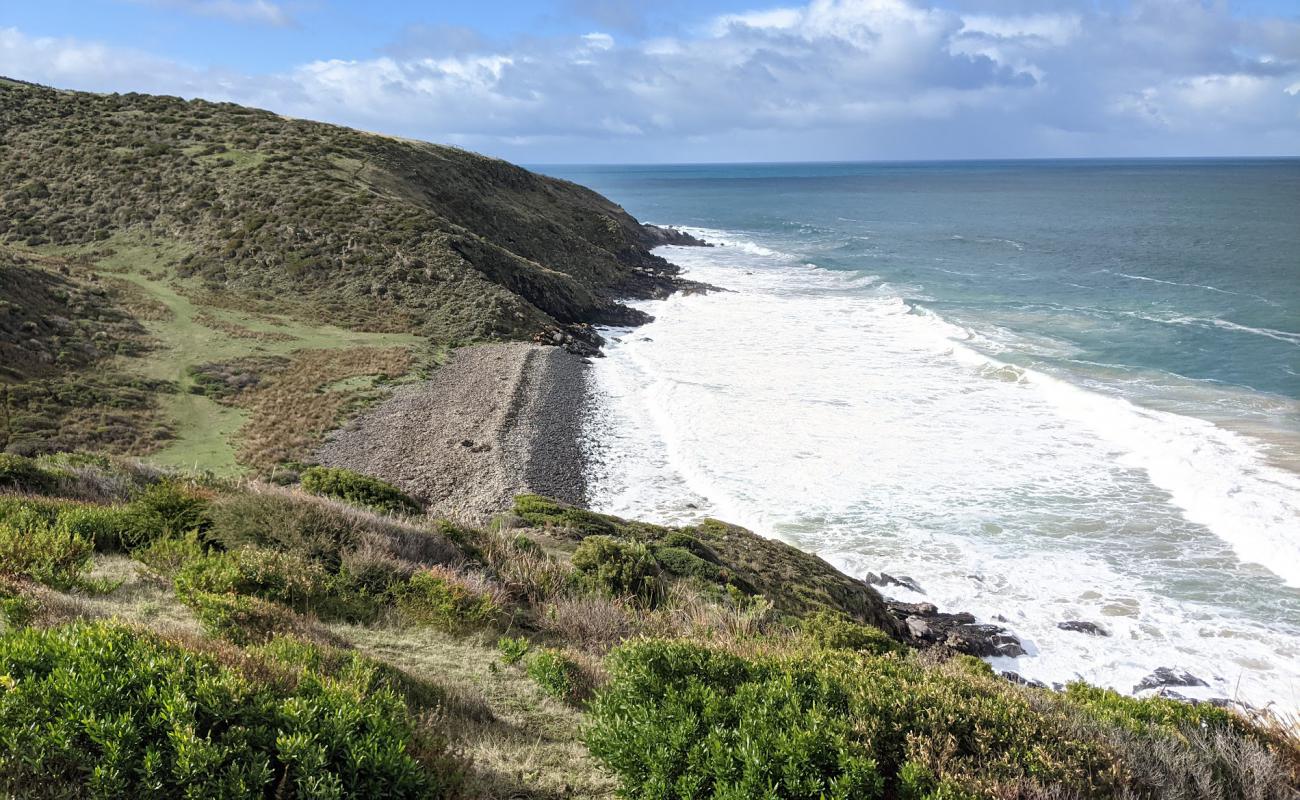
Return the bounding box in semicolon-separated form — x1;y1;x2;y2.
3;0;1299;162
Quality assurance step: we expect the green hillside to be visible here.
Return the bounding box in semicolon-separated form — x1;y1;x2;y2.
0;80;691;340
0;80;697;471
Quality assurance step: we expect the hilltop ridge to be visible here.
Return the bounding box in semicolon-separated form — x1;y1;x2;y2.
0;79;701;343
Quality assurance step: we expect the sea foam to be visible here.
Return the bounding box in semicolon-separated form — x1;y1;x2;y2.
584;226;1300;711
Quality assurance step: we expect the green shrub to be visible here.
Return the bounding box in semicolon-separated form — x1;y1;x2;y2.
175;547;381;623
0;621;459;798
586;640;1128;799
653;545;722;582
55;503;149;552
0;578;36;630
132;532;206;577
1063;682;1246;736
498;635;530;666
127;480;210;543
395;568;501;632
571;535;663;605
0;508;94;590
0;454;61;494
527;648;583;702
300;466;420;516
207;491;363;569
513;494;619;537
800;611;905;656
180;590;302;645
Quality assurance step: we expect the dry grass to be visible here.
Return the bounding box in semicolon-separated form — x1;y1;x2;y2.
193;311;298;342
224;346;414;469
538;595;638;653
337;623;617;800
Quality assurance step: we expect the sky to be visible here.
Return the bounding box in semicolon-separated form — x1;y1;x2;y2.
2;0;1299;163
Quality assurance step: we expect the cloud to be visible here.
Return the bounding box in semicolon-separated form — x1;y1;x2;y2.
3;0;1299;161
134;0;293;27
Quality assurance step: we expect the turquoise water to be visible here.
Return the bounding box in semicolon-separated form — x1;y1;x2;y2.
540;159;1300;709
551;159;1300;399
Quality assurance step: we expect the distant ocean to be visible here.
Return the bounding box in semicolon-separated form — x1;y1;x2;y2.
537;159;1300;711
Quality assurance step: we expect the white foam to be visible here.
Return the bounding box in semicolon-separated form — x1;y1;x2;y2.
584;229;1300;712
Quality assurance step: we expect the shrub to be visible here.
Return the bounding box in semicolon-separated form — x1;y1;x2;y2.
513;494;619;537
207;491;364;569
0;621;459;797
133;532;206;577
0;508;94;590
300;466;420;516
127;480;210;543
527;648;584;702
571;535;663;605
0;453;61;494
801;611;905;656
175;547;380;623
180;590;302;645
1063;682;1246;736
586;640;1126;799
498;635;530;666
55;503;150;552
653;545;723;582
395;568;503;632
0;578;36;630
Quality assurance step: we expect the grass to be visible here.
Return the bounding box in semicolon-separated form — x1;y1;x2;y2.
31;233;426;474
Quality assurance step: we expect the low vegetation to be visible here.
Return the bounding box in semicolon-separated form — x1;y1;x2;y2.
0;462;1292;799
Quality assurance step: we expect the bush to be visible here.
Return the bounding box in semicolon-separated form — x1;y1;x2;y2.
300;466;420;516
132;532;206;577
55;503;151;552
587;640;1133;799
571;535;663;605
0;508;94;590
180;590;303;645
800;611;905;656
395;568;502;632
127;480;210;543
175;547;380;623
653;545;723;582
0;621;459;798
0;453;61;494
498;635;530;665
207;491;364;569
526;648;584;702
513;494;619;537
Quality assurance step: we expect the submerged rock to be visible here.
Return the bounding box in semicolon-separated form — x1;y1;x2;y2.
1058;620;1109;637
1134;667;1209;693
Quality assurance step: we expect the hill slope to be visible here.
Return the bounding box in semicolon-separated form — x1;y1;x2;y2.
0;79;696;342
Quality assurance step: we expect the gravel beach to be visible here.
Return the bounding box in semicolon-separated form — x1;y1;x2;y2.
316;342;588;521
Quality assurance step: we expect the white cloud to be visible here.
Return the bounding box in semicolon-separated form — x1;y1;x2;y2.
138;1;293;27
3;0;1299;161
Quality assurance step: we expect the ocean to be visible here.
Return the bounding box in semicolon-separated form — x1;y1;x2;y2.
537;159;1300;711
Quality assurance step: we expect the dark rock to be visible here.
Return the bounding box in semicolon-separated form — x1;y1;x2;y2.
866;572;924;593
905;616;934;639
1134;668;1209;693
887;601;939;617
1001;671;1048;689
1057;620;1109;637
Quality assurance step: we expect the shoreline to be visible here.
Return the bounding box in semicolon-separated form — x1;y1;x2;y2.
316;341;589;522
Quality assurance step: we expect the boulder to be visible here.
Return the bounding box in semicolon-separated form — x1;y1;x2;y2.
1134;668;1208;693
1057;620;1109;637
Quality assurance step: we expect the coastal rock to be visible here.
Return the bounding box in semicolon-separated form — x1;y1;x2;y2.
887;600;1025;658
866;572;925;594
1134;668;1209;693
1058;620;1109;637
1001;671;1048;689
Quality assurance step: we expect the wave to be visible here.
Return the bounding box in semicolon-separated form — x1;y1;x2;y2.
1109;270;1275;305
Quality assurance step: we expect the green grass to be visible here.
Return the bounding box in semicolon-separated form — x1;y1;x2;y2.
40;233;425;474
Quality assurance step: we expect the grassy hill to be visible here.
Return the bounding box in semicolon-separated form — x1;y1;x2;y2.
0;80;697;472
0;458;1295;799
